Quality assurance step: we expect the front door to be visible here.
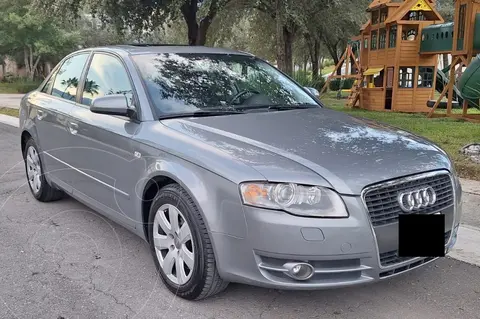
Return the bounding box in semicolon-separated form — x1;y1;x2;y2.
65;52;142;228
385;67;394;110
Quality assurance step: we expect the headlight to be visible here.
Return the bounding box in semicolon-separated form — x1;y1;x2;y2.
239;182;348;217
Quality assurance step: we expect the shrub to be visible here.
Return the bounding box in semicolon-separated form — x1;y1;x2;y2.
293;70;325;91
328;78;355;91
329;78;341;91
342;78;355;89
0;78;42;93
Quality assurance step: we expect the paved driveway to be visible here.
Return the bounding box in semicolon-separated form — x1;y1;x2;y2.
0;94;23;109
1;123;480;319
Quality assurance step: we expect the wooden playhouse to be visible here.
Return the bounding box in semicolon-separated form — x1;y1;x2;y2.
356;0;445;112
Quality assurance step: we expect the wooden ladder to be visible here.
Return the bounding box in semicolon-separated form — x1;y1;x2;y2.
346;79;361;107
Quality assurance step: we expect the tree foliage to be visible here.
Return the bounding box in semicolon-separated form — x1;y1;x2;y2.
0;0;80;79
34;0;235;45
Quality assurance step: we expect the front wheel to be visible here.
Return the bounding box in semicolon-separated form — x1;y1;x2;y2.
148;183;228;300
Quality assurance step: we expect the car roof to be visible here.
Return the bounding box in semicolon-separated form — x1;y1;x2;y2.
80;44;255;57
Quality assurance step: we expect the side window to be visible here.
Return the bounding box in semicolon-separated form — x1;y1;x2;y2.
51;53;89;101
81;53;134;107
40;69;58;94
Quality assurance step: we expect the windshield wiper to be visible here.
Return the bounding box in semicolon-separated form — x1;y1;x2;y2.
229;103;318;111
267;103;318;110
158;110;244;120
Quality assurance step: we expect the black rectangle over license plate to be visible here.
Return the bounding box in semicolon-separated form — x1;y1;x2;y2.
398;213;445;258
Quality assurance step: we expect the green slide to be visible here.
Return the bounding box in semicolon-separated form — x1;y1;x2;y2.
432;63;480;109
458;54;480;109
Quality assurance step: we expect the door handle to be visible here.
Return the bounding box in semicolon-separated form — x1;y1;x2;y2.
36;109;46;120
68;122;78;135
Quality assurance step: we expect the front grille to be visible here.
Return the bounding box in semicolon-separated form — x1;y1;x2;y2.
364;173;454;227
380;230;451;266
379;257;436;278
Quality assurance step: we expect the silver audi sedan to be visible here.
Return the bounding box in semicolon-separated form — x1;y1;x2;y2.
19;45;462;300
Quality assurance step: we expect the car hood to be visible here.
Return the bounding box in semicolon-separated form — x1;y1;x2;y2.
161;107;452;194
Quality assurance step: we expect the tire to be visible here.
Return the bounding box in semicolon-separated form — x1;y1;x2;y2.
23;137;64;202
148;183;228;300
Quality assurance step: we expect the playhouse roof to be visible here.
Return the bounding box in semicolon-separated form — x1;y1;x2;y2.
384;0;444;24
360;19;372;31
367;0;390;10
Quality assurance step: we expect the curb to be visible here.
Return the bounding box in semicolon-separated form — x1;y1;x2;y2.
460;178;480;195
448;224;480;267
0;114;19;128
2;105;20;110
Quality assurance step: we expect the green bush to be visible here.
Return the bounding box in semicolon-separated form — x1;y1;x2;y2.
329;78;341;91
329;78;355;91
293;70;325;91
342;78;355;89
0;78;42;93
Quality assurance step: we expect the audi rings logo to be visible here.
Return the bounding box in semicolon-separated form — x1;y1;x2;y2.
397;186;437;212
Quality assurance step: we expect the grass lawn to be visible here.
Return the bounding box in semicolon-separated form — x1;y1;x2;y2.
0;81;41;94
0;107;19;117
319;92;480;181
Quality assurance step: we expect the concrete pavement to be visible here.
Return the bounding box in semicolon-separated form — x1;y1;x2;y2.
1;120;480;318
0;94;23;109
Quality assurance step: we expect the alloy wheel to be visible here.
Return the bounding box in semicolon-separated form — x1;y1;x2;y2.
26;146;42;194
153;204;195;285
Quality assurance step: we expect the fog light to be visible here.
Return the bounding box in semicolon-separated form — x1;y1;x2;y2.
284;262;314;281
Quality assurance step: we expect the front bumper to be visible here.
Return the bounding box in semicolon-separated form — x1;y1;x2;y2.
211;187;461;290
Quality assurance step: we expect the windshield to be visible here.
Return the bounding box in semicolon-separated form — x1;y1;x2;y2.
131;53;320;116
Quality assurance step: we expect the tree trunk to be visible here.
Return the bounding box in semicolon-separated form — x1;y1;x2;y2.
319;56;324;76
197;21;209;45
31;55;41;80
182;0;224;45
24;47;30;77
322;35;342;75
29;45;33;76
283;26;294;75
275;0;286;72
312;40;320;82
181;0;199;45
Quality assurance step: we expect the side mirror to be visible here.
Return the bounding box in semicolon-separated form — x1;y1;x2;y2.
90;94;133;117
304;86;320;96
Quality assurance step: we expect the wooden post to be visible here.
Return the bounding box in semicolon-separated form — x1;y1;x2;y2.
427;82;449;117
446;56;459;115
319;48;348;95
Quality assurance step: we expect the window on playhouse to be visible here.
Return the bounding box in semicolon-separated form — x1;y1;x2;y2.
364;38;368;49
418;66;434;88
406;10;426;21
402;26;418;41
379;29;387;49
373;70;384;87
371;30;378;50
389;25;397;48
380;8;388;22
399;67;414;88
372;10;379;24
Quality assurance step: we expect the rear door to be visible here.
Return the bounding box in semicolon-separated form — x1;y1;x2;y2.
32;52;90;191
65;52;143;228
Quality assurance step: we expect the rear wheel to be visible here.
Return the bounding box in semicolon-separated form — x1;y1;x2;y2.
23;138;64;202
148;183;228;300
